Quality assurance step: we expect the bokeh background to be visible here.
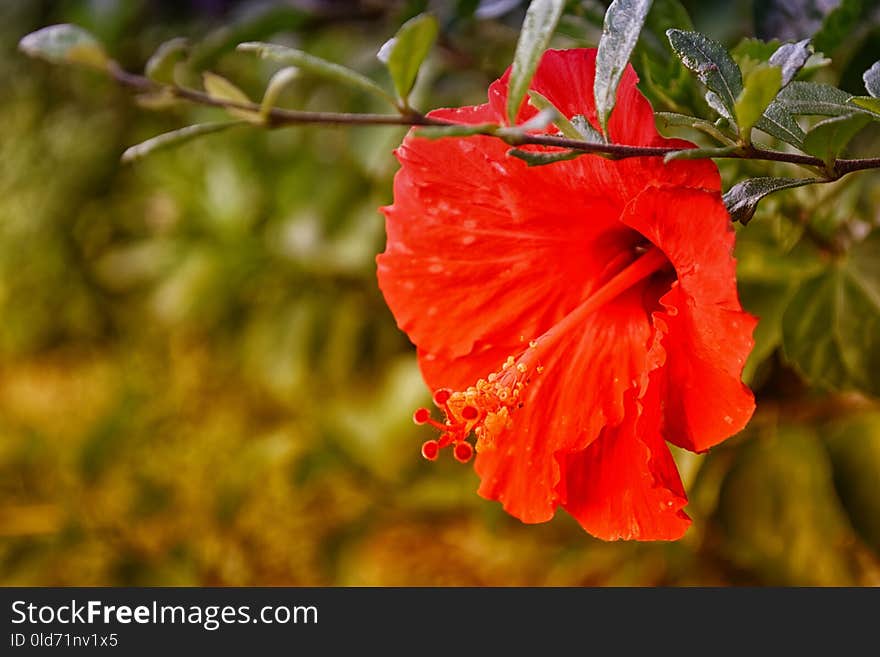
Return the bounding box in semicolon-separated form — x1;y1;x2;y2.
1;0;879;586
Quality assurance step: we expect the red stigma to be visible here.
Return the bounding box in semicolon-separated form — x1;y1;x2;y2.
411;347;544;464
453;441;474;463
421;440;440;461
433;388;452;405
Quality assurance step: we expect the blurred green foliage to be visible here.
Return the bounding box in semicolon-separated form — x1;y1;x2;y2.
1;0;878;586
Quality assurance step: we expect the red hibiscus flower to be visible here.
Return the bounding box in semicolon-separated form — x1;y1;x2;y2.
377;48;756;541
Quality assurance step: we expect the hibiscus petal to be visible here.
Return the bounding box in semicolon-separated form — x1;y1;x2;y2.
471;286;655;523
425;102;497;126
488;49;647;142
378;48;755;539
378;127;631;360
380;122;711;363
378;49;724;364
560;389;691;541
489;49;722;193
529;49;656;146
621;187;757;452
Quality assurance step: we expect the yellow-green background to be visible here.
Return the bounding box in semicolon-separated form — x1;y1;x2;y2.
1;1;879;586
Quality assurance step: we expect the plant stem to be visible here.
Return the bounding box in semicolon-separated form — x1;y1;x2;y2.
109;63;880;176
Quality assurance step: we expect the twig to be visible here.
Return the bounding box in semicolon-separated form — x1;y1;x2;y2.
108;63;880;176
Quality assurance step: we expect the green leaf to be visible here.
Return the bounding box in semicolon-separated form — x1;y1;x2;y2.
723;177;818;224
507;148;584;166
570;116;605;143
18;24;109;70
758;82;865;146
729;38;779;84
203;72;251;104
667;29;743;123
121;122;245;163
735;64;782;140
134;90;180;111
529;90;604;142
506;0;566;125
801;51;833;75
259;66;299;120
655;111;735;144
237;42;395;106
717;424;860;585
863;60;880;98
849;96;880;119
736;218;826;384
802;113;870;168
662;145;737;163
635;52;693;114
629;0;696;115
739;280;799;385
202;72;261;123
145;37;188;84
812;0;863;55
735;218;825;283
754;102;804;148
730;37;780;67
528;91;581;139
824;412;880;553
377;13;439;107
768;39;811;87
594;0;654;136
768;81;856;117
705;91;734;121
782;232;880;396
414;124;497;139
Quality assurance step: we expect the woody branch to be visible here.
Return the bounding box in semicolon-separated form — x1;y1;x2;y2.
108;63;880;178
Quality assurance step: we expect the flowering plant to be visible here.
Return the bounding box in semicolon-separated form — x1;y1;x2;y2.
19;0;880;547
379;48;755;539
